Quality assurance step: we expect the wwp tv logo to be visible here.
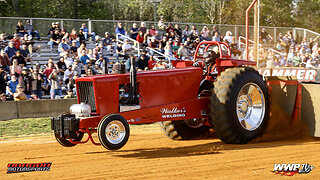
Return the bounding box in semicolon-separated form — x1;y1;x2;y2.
273;163;314;176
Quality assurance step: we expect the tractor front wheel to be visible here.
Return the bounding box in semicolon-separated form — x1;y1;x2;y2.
97;114;130;150
210;67;270;144
55;132;84;147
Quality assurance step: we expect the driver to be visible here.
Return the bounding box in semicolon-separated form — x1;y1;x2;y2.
193;50;220;68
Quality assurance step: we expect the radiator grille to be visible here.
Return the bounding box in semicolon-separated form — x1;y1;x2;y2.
77;81;96;112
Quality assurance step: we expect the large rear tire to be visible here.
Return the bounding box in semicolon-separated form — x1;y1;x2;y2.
160;120;210;140
210;67;270;144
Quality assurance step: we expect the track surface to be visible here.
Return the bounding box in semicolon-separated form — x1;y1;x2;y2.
1;124;319;180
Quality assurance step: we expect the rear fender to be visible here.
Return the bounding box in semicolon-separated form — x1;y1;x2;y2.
215;58;256;75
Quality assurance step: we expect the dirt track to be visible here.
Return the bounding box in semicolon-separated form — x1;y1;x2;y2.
1;124;320;180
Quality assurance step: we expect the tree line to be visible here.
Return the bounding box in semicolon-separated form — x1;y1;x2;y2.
0;0;319;32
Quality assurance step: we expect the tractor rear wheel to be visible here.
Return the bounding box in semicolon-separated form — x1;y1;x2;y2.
210;67;270;144
159;120;210;140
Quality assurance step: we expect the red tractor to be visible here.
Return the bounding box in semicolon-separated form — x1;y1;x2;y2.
51;41;270;150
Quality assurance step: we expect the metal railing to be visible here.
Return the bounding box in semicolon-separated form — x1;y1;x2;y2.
238;36;285;57
146;47;174;68
1;16;320;43
116;33;140;57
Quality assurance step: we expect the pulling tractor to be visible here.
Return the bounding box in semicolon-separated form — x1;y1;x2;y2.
51;41;270;150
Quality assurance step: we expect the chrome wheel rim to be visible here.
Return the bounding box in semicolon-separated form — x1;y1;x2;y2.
236;83;265;131
105;120;126;144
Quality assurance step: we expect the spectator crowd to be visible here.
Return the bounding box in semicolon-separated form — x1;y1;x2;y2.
256;28;320;68
0;18;320;102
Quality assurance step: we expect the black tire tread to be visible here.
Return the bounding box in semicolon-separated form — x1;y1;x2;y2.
210;67;270;144
159;120;210;140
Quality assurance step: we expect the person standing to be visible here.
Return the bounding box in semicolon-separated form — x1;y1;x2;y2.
130;23;139;40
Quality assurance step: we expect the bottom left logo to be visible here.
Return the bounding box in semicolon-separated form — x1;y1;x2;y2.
7;163;52;174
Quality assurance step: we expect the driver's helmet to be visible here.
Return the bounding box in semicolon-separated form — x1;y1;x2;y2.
203;50;219;64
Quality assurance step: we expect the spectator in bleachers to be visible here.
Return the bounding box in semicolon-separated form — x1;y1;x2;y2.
266;49;275;68
10;59;22;77
116;43;125;60
136;31;144;44
139;22;147;35
152;59;168;70
79;50;90;65
14;85;27;101
130;23;139;40
20;44;33;66
0;33;8;50
31;68;44;99
72;60;84;76
211;26;219;37
159;36;167;53
0;50;10;71
308;36;319;49
182;25;191;42
137;54;149;71
24;20;41;41
70;41;78;56
6;75;19;98
223;31;233;45
48;29;61;50
16;21;25;37
200;26;210;41
260;28;273;44
11;34;21;50
78;29;86;45
166;23;174;35
20;67;33;97
80;23;95;41
43;59;55;78
212;31;220;42
63;53;74;67
95;55;104;74
0;65;6;94
49;69;63;99
64;89;76;99
21;34;35;53
57;57;66;75
64;65;75;86
190;25;199;40
4;41;17;58
178;42;192;60
77;43;87;57
60;29;69;40
184;37;193;50
164;41;174;60
58;38;70;56
230;37;241;58
115;22;126;39
93;43;103;60
69;28;78;44
154;31;162;43
148;37;159;55
48;22;56;38
143;29;152;46
149;25;157;36
102;32;112;54
158;16;166;30
173;24;182;39
122;39;133;57
11;50;26;67
0;93;6;102
87;49;94;59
